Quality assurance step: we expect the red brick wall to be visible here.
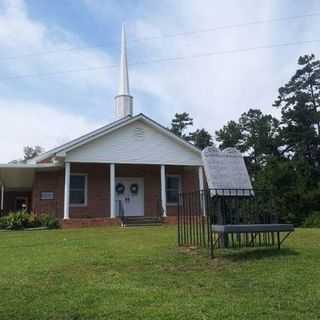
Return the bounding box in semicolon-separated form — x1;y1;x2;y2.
166;166;199;216
32;163;199;219
32;164;109;218
32;169;64;217
69;163;109;218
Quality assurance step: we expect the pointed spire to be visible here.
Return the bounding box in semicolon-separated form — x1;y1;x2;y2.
119;24;130;95
115;23;133;118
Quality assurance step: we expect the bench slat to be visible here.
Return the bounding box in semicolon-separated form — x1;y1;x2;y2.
212;224;294;233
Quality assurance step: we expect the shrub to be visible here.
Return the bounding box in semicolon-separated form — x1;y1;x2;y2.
26;213;42;228
0;215;9;229
38;214;60;229
5;211;30;230
303;211;320;228
0;212;59;230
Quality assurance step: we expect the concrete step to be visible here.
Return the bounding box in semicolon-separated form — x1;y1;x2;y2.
124;223;162;227
122;216;162;227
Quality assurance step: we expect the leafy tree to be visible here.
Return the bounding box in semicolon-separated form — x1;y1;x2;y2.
255;158;320;225
239;109;281;167
216;109;280;176
215;121;244;151
188;128;213;150
170;112;193;138
23;146;44;161
274;54;320;168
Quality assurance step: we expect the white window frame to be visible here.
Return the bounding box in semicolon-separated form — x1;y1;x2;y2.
166;174;182;206
70;174;88;207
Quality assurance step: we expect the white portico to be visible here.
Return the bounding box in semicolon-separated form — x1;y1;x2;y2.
59;113;204;220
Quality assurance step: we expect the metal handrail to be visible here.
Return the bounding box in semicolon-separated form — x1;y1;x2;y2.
116;200;125;223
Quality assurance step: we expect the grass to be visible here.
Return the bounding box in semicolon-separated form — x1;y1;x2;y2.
0;226;319;320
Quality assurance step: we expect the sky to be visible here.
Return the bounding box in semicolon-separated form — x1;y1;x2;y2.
0;0;320;162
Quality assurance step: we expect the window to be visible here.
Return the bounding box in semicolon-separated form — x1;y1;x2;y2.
166;175;181;205
40;192;55;200
70;174;87;206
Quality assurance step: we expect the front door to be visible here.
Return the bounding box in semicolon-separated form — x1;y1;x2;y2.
115;178;144;217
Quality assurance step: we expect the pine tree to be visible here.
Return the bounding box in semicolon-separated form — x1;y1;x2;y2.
170;112;193;138
188;129;213;150
274;54;320;167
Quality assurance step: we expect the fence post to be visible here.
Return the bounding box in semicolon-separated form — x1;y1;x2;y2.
177;193;181;246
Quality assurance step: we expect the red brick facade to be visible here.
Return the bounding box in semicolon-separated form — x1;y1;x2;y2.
31;163;199;219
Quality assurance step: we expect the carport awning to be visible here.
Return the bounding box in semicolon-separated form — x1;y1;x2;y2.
0;164;60;190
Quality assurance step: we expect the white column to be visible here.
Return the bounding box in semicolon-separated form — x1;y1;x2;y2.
198;166;206;216
161;165;167;217
0;184;4;213
64;162;70;220
110;163;116;218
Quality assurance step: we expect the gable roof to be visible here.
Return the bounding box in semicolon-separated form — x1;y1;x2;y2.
31;113;201;164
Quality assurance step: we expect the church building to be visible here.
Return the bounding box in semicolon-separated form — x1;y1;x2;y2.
0;26;205;227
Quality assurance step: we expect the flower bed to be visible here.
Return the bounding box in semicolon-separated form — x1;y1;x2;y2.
0;212;59;230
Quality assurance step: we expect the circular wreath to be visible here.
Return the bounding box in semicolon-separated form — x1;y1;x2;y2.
130;183;139;195
115;183;125;194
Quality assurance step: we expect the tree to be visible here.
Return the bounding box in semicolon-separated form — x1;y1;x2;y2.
214;53;320;225
170;112;193;138
274;54;320;168
188;128;213;150
215;120;244;151
239;109;281;167
216;109;280;176
23;146;44;161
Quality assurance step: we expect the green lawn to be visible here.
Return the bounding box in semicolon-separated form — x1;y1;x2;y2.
0;226;319;320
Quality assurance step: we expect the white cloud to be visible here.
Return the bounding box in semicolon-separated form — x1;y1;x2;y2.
125;0;320;133
0;0;115;162
0;0;115;90
0;99;101;162
0;0;320;163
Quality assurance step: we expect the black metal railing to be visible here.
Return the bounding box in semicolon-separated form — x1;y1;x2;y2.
208;189;278;225
178;189;209;249
178;189;279;255
116;200;125;224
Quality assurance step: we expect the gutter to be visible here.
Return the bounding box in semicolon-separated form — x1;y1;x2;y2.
0;163;62;169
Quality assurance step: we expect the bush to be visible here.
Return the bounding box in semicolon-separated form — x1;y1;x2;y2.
0;215;9;229
5;211;30;230
26;213;42;228
38;214;60;229
0;212;59;230
303;211;320;228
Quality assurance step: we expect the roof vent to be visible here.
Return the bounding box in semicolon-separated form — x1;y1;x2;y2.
135;127;145;140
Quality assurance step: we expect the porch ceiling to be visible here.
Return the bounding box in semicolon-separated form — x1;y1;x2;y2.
0;167;35;189
0;164;60;190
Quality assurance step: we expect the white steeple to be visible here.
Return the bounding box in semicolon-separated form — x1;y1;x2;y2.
115;24;133;118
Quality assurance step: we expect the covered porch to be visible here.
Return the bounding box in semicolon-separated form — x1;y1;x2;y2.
61;162;205;223
0;164;60;216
